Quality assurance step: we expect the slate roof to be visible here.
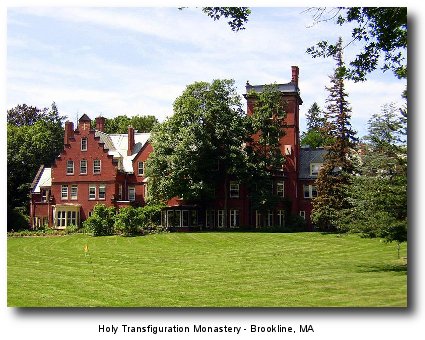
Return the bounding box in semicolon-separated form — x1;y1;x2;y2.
32;166;52;193
78;113;91;122
95;130;150;173
299;147;327;180
244;81;303;104
246;82;299;94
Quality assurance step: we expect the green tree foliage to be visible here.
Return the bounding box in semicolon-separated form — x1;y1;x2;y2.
101;114;158;134
114;204;165;236
146;79;249;211
83;204;116;236
7;103;65;230
114;206;143;236
306;7;407;81
246;84;287;212
201;7;251;31
311;38;358;231
337;102;407;249
300;102;329;148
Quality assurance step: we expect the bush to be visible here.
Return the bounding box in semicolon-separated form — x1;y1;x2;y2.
83;204;116;236
7;206;30;231
114;207;144;236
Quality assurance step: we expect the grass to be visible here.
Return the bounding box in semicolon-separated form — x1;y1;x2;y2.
7;232;407;307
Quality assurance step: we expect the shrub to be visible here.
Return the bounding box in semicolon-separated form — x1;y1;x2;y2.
83;204;116;236
7;206;30;231
114;207;144;236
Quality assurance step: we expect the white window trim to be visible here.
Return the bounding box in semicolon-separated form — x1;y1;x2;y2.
81;137;88;151
128;186;136;201
61;185;68;200
229;182;240;198
70;185;78;200
93;159;101;174
98;184;106;200
66;160;74;175
310;163;322;177
217;210;224;228
89;185;96;200
229;209;239;228
277;210;285;227
277;181;285;197
138;161;144;176
304;184;318;199
80;160;87;175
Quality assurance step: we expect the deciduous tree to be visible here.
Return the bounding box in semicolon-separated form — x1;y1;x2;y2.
146;79;249;226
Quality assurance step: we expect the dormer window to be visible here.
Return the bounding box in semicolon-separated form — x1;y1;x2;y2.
310;163;322;176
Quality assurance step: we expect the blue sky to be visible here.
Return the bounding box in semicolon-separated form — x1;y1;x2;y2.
6;6;407;137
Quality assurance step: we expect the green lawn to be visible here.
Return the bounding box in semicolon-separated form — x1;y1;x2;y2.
7;232;407;307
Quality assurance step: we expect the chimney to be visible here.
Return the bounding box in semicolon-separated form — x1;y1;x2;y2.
127;126;135;156
64;121;74;145
95;116;106;132
291;66;299;86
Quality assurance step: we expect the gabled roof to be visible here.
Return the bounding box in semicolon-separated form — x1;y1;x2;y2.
32;166;52;192
79;114;91;122
94;130;150;173
299;147;327;180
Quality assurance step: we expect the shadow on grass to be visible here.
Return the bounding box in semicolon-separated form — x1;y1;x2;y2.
357;263;407;274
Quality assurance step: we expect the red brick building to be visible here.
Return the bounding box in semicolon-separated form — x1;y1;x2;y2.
30;66;324;230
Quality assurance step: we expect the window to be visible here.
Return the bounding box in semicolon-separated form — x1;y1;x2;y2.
118;184;123;200
98;184;106;200
255;211;262;228
138;161;144;176
93;159;101;174
81;137;87;151
266;210;273;227
310;163;322;176
303;185;318;199
167;210;175;227
182;210;189;227
57;211;66;227
89;185;96;200
143;184;148;199
128;186;135;201
55;208;79;229
80;160;87;174
206;210;215;228
61;185;68;200
67;211;77;226
277;210;285;227
217;210;224;228
299;211;306;220
71;185;78;200
229;210;240;228
229;182;239;198
66;160;74;175
277;181;284;197
41;189;49;202
284;145;292;155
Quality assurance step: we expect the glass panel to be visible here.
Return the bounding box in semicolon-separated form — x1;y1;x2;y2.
182;210;189;227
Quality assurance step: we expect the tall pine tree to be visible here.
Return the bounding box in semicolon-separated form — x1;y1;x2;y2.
311;37;358;231
300;102;329;148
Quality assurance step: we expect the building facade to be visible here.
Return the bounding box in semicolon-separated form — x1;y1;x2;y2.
30;66;325;231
